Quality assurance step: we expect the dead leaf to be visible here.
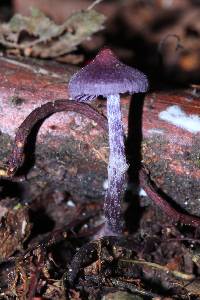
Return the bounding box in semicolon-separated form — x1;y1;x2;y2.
0;7;106;59
0;206;31;259
184;279;200;296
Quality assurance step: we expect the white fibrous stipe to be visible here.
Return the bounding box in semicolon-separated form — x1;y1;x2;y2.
104;94;127;233
106;95;127;186
108;155;129;176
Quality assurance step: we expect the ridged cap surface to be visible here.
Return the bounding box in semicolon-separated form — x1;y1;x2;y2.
69;48;148;102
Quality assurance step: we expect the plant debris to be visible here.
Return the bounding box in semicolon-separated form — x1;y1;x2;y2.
0;8;106;58
0;205;31;260
63;236;198;299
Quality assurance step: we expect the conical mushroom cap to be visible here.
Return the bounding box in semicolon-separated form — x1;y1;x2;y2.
69;48;148;102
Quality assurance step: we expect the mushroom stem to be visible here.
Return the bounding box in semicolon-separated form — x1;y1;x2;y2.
104;94;129;234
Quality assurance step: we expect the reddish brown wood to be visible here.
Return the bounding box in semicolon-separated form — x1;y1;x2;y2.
0;56;199;218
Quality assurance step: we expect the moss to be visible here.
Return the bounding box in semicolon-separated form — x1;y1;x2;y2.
142;136;200;217
0;129;107;207
9;96;25;107
0;132;13;161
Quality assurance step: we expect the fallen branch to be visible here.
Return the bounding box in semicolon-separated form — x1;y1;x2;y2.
1;99;200;228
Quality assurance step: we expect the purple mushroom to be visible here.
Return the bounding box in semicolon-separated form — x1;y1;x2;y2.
69;48;148;235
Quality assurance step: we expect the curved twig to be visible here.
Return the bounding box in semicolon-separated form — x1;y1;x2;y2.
6;99;107;176
87;0;104;10
139;167;200;227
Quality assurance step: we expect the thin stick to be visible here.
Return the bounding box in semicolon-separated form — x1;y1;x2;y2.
139;167;200;227
87;0;104;10
120;259;195;281
6;99;107;176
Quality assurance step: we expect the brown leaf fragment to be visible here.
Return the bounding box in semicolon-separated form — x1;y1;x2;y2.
0;7;106;58
184;279;200;296
0;206;31;259
56;53;84;64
